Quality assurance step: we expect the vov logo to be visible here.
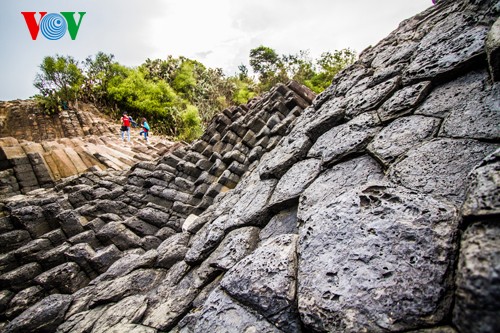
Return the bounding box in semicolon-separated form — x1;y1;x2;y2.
21;12;86;40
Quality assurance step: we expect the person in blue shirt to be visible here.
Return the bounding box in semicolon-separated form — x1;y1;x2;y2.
139;118;150;142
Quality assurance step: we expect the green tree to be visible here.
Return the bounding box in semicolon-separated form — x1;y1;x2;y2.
34;55;83;113
82;52;117;106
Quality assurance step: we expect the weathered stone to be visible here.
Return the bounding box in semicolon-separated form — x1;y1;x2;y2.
96;222;142;250
368;115;441;166
415;70;485;118
308;112;382;166
204;226;260;272
56;210;86;237
344;76;400;118
269;158;321;208
34;262;89;294
377;81;432;122
193;287;282;333
123;216;159;237
142;268;201;331
462;150;500;217
298;155;385;222
105;323;158;333
36;242;71;269
137;206;177;230
88;244;122;274
453;221;500;333
4;286;45;319
259;132;312;179
0;289;15;315
10;205;50;238
91;295;149;333
56;305;111;333
90;269;164;307
40;228;67;247
184;215;228;265
221;234;300;332
404;12;489;82
407;327;458;333
439;80;500;140
12;238;52;264
260;206;299;241
156;232;190;269
2;294;72;333
298;184;460;332
0;230;32;253
486;17;500;81
0;262;42;291
388;139;498;203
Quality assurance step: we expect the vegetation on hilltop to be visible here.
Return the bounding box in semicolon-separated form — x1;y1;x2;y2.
33;47;356;141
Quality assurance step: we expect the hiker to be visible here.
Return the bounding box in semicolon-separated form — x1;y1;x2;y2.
120;111;131;142
139;117;150;142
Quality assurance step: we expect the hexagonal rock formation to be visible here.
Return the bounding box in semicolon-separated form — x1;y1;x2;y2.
1;0;499;332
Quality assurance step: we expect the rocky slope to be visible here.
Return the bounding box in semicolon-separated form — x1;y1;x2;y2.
0;101;178;198
1;0;499;332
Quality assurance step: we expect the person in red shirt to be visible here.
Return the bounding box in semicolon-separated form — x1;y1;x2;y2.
120;111;131;142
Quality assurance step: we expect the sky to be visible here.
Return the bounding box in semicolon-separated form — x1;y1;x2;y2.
0;0;432;101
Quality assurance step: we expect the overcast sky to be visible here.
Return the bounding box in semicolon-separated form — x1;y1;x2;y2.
0;0;432;101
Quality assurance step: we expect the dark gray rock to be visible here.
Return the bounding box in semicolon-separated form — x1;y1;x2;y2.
0;230;32;253
462;149;500;217
193;287;282;333
88;244;123;274
2;294;72;333
486;17;500;81
142;268;201;331
89;269;164;307
377;81;432;122
0;262;42;291
453;221;500;333
407;327;458;333
56;210;86;237
105;323;157;333
34;262;89;294
388;138;498;203
0;289;15;315
123;216;159;237
12;238;52;264
96;222;142;250
404;11;489;82
4;286;44;319
415;70;485;118
156;232;190;269
91;295;149;333
307;112;382;166
91;250;156;284
36;242;71;269
184;215;228;265
269;158;321;208
56;305;111;333
344;76;400;118
221;234;300;332
298;184;460;332
439;81;500;140
10;205;50;238
367;115;441;166
260;206;298;241
204;226;260;272
301;100;346;140
137;206;177;230
258;132;312;179
299;155;385;223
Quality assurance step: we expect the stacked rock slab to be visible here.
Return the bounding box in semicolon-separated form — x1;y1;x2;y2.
0;101;178;198
1;0;499;332
0;80;315;332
